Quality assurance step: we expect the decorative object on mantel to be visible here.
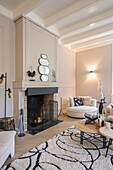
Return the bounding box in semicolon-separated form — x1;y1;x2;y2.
0;73;14;130
27;66;36;81
38;54;50;82
52;69;56;82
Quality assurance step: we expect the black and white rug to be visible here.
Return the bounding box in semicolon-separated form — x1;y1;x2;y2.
2;127;113;170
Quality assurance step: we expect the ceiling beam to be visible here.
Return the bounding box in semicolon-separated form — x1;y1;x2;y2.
44;0;99;27
62;23;113;45
60;7;113;36
0;5;12;19
71;34;113;49
13;0;44;21
75;41;113;52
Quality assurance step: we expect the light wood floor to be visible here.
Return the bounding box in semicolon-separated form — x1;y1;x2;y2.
5;115;81;166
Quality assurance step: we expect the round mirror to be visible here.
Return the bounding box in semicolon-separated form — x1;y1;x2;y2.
39;58;49;66
41;75;48;82
39;66;49;75
41;54;47;59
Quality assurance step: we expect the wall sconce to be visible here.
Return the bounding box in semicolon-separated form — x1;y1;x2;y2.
89;67;96;78
0;73;13;130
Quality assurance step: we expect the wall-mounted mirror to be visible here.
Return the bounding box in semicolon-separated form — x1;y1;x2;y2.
38;54;49;82
41;75;48;82
39;58;49;66
39;66;49;75
41;54;47;59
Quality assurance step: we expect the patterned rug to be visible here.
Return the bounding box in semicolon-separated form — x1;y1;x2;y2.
2;126;113;170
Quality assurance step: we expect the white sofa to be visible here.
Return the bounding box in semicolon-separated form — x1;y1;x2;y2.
0;131;16;168
67;96;97;118
106;103;113;115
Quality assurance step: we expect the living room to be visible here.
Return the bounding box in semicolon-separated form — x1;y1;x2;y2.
0;0;113;169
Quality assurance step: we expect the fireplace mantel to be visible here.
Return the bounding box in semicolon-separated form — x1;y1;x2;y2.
13;80;60;91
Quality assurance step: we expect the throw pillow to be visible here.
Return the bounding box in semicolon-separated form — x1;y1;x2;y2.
69;97;75;107
74;97;83;106
82;96;92;106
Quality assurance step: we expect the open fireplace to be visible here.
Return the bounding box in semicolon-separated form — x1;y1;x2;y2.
25;87;59;134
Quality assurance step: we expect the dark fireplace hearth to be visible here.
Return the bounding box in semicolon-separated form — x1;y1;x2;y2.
25;87;61;135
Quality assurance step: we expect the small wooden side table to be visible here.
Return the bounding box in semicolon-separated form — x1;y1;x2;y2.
99;127;113;157
0;117;15;130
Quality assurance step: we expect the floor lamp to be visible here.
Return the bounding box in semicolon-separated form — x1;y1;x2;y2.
0;73;12;130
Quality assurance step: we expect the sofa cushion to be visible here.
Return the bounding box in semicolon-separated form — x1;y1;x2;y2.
0;131;16;158
82;96;92;106
69;97;75;107
74;97;83;106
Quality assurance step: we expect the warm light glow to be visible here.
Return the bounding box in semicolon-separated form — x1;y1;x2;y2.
88;66;95;72
90;23;95;27
88;73;96;78
88;66;96;78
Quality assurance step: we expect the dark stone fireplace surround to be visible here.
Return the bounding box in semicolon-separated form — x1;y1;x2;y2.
25;87;58;134
25;87;58;96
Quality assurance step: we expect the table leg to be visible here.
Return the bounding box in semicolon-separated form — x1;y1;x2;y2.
80;131;84;144
103;136;106;148
109;139;112;145
105;139;112;157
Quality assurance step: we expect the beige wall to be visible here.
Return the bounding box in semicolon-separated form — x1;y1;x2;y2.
57;45;76;112
76;45;112;106
0;14;15;118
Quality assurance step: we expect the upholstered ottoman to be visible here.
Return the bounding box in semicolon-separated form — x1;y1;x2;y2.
0;131;16;168
67;106;97;118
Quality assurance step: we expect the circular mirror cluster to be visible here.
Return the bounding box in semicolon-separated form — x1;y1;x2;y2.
38;54;50;82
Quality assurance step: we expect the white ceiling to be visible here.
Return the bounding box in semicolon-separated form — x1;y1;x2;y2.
1;0;113;51
0;0;27;11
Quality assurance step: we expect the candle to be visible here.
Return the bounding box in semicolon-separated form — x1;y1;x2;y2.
100;93;103;100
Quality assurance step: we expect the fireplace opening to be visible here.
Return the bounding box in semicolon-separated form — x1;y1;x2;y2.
27;95;44;128
25;87;62;135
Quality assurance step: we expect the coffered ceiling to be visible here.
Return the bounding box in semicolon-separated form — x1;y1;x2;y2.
0;0;113;51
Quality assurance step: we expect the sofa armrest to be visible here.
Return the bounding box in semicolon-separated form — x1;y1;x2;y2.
91;99;97;107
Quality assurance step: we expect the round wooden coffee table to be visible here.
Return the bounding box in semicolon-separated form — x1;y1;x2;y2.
99;127;113;139
99;127;113;157
75;119;106;147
